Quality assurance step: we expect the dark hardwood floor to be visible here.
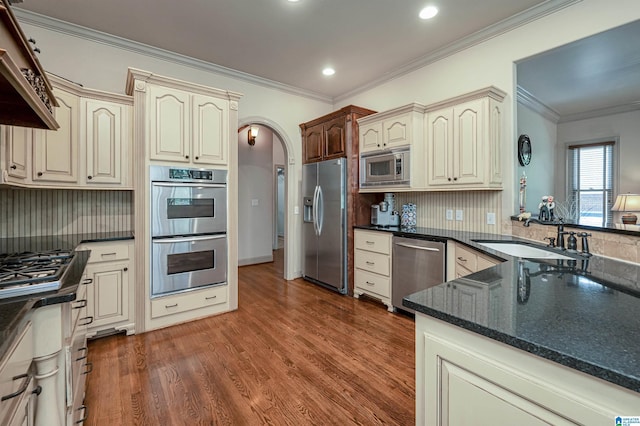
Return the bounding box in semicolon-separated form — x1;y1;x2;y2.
84;250;415;425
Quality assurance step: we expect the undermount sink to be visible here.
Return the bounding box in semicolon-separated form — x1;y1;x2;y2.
473;241;574;260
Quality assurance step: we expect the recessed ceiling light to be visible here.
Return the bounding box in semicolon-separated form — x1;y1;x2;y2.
322;67;335;76
419;6;439;20
288;0;300;2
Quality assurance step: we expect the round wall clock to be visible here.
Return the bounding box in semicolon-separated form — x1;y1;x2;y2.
518;134;532;166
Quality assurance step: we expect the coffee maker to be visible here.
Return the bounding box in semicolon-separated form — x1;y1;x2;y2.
371;193;400;227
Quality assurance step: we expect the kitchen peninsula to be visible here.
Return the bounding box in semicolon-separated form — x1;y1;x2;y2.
356;225;640;425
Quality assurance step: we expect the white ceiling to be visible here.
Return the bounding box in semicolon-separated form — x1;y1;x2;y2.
14;0;553;100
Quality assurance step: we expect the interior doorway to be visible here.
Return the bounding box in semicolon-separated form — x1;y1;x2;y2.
237;119;290;279
274;165;285;250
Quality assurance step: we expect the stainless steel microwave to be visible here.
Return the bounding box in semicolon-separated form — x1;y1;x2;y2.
360;148;410;187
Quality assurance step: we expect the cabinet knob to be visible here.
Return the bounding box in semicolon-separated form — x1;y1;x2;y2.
453;177;458;181
185;155;189;159
87;175;92;180
377;144;380;147
10;165;16;169
123;267;128;272
28;38;36;44
37;172;43;177
195;156;199;160
448;177;452;181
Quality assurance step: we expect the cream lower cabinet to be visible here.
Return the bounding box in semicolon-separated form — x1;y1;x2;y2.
0;322;35;426
425;87;505;190
416;314;640;426
76;240;135;338
353;229;394;311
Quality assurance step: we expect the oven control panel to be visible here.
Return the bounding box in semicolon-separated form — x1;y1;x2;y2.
150;165;227;184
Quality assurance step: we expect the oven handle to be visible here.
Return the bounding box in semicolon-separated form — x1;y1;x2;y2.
153;235;226;244
152;182;226;188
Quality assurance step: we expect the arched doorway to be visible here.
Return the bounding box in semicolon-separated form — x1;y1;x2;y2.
237;118;293;279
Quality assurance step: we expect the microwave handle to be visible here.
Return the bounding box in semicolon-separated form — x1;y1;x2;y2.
153;235;226;244
152;182;226;188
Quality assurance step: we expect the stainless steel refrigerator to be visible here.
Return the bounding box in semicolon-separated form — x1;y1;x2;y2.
302;158;347;294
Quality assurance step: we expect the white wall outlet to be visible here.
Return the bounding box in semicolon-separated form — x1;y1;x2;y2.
455;210;463;221
251;199;259;206
487;212;496;225
446;209;453;221
294;206;300;215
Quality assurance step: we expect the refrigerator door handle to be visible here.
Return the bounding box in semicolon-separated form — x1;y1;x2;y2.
312;185;320;236
317;185;324;236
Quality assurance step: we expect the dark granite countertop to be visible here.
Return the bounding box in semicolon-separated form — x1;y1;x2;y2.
0;232;133;362
356;225;640;393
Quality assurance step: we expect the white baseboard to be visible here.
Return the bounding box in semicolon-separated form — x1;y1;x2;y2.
238;255;273;266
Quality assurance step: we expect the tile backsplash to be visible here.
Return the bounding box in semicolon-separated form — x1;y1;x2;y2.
0;188;133;238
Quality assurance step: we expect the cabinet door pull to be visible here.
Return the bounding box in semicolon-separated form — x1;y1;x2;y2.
82;278;93;285
101;252;117;257
447;177;452;181
87;175;93;180
166;303;178;308
453;177;458;181
185;155;189;159
79;316;94;326
123;267;128;272
365;281;375;286
195;156;199;160
365;261;375;265
10;164;17;169
457;257;467;262
73;299;87;309
76;347;88;361
83;362;94;375
37;172;43;177
1;373;30;401
32;385;42;396
205;295;217;300
76;404;88;424
365;241;375;245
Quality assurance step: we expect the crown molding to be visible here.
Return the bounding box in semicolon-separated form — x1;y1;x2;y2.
334;0;582;103
517;85;561;123
13;9;333;104
558;102;640;123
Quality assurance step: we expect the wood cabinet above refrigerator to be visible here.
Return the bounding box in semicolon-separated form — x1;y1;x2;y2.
0;0;58;129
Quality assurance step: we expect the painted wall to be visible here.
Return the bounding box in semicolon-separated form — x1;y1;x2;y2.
238;126;274;265
517;104;557;215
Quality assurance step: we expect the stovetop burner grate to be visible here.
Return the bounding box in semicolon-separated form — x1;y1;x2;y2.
0;249;75;288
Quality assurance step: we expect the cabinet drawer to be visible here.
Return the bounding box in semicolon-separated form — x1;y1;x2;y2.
355;269;390;298
0;322;33;425
355;231;391;255
455;245;477;271
151;285;227;319
355;250;390;276
477;254;499;271
77;242;129;263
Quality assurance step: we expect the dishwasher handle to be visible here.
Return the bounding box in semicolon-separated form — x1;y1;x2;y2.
395;242;441;252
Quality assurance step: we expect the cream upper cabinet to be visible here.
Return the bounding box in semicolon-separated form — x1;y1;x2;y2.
83;98;132;187
33;88;79;184
358;104;424;154
147;86;228;165
2;126;31;183
148;85;191;163
192;93;228;165
425;87;505;190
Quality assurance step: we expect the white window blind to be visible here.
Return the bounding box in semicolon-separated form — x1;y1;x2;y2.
567;141;614;226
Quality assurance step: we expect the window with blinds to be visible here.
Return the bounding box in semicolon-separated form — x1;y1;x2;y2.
567;141;615;226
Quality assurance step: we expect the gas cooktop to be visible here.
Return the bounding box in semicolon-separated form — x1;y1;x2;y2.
0;249;75;299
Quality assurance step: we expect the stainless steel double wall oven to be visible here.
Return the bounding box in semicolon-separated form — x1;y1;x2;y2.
150;166;228;297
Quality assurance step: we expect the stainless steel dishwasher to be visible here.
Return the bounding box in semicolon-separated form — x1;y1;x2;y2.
392;236;446;313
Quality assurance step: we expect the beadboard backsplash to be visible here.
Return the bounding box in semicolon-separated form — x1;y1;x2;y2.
394;191;503;234
0;188;133;238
